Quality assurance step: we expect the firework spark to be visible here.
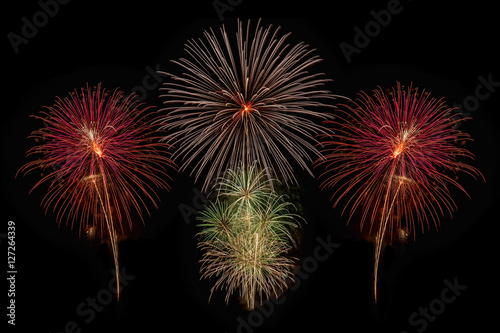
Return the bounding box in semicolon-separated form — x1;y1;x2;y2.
197;164;301;310
316;83;483;302
18;83;175;298
158;19;339;192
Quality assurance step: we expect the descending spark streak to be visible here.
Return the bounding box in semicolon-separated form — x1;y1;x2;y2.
91;172;120;298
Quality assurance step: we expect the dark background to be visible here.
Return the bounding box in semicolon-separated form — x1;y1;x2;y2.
3;0;499;332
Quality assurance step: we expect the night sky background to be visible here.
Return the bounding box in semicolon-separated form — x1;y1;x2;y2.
3;0;499;332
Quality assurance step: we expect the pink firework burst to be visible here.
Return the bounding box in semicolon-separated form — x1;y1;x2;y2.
316;82;483;302
18;83;175;298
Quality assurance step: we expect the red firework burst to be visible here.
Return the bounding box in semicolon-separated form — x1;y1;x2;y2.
18;83;175;298
316;82;483;301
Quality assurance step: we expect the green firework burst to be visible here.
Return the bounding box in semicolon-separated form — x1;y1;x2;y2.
197;163;302;310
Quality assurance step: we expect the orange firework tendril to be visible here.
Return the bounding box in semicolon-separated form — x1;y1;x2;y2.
89;137;121;299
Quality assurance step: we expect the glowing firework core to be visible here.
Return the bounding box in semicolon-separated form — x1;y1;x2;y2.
83;126;104;157
92;142;103;157
393;142;405;158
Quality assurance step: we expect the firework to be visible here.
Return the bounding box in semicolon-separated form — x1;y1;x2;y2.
18;83;175;298
316;83;483;302
197;164;301;310
158;19;339;192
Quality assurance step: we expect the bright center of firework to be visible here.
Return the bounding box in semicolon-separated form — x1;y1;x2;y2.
241;104;251;114
84;128;104;157
393;143;404;158
92;142;103;157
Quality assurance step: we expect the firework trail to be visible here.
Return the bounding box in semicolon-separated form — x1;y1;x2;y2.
316;83;483;302
158;19;339;192
197;163;301;310
18;83;175;298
